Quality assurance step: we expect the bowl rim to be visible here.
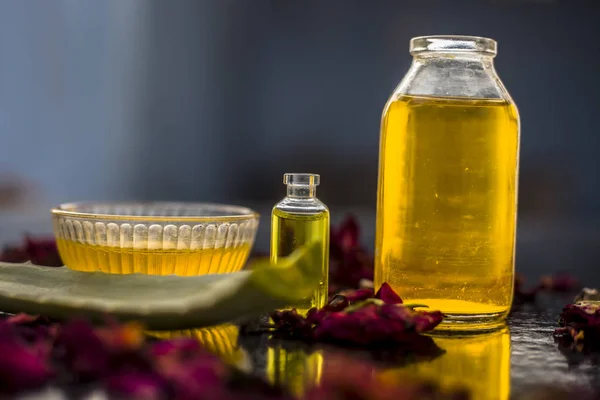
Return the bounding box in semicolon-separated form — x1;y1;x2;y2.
51;202;260;223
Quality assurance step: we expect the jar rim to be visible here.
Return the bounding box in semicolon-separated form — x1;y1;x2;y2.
410;35;497;56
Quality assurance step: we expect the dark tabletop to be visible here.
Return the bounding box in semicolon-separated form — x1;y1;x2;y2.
20;294;596;400
233;294;597;400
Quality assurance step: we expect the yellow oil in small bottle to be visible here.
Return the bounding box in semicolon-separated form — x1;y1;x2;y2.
271;173;329;315
57;238;250;275
379;327;510;399
375;95;519;324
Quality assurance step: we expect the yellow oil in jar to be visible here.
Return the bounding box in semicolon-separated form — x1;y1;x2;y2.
375;95;519;324
379;327;510;399
271;209;329;315
57;238;250;275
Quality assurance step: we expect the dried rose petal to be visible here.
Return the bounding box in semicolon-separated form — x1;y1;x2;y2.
0;245;28;263
151;337;227;399
314;305;385;345
515;273;581;305
0;333;54;394
375;283;403;304
574;288;600;303
380;304;444;333
558;302;600;329
540;273;579;293
0;236;62;267
513;273;541;304
6;313;41;325
25;236;63;266
1;314;57;346
321;296;349;313
322;288;375;314
331;216;360;254
151;337;202;358
156;355;225;399
53;319;111;380
270;283;442;346
340;288;374;303
329;216;374;290
106;372;168;400
270;309;314;339
96;321;146;352
554;300;600;351
313;302;443;346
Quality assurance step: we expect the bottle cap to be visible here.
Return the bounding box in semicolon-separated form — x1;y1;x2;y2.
283;173;320;186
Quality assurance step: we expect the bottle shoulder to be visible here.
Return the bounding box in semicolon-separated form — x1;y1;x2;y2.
272;197;329;216
393;57;515;104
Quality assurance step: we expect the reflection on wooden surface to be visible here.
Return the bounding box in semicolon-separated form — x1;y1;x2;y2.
380;326;510;400
267;343;323;398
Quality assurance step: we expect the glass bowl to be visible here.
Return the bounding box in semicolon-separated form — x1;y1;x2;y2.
51;202;259;276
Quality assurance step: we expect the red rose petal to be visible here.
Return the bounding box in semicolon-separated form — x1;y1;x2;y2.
375;283;403;304
53;319;111;380
0;340;54;394
343;288;375;303
331;216;360;252
106;372;167;400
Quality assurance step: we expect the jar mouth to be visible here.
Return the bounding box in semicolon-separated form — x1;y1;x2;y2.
410;35;497;56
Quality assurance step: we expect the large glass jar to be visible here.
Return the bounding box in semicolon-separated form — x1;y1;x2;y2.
374;36;520;329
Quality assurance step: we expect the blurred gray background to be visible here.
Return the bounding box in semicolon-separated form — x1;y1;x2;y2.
0;0;598;281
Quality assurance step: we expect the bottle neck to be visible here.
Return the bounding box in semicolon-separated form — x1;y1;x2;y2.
287;185;316;198
414;52;494;64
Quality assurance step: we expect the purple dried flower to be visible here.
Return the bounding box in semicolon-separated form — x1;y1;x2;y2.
106;372;168;400
151;337;227;399
0;236;62;266
53;319;111;380
513;273;540;304
515;272;580;304
540;273;579;293
321;288;374;314
270;284;443;346
329;216;374;290
150;337;202;358
374;283;403;304
0;246;27;263
2;313;56;343
340;288;375;303
6;313;41;325
24;236;63;266
270;309;315;338
0;332;54;394
554;301;600;350
313;302;443;346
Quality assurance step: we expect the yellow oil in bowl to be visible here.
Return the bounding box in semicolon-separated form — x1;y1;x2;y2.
57;240;251;275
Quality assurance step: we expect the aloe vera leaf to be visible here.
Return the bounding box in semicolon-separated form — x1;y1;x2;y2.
0;242;321;330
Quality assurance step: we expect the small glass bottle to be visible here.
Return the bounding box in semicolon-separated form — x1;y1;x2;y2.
271;173;329;315
375;36;520;328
